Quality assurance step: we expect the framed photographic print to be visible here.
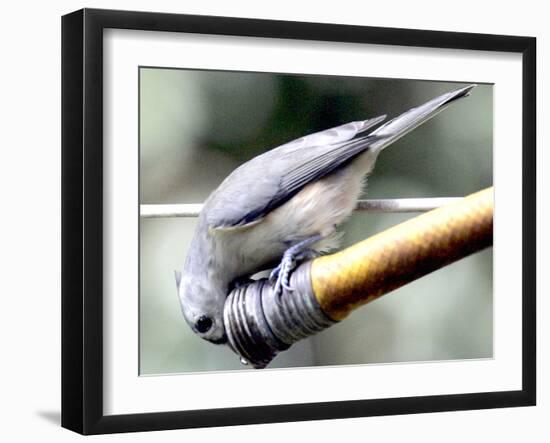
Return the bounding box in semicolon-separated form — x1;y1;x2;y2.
61;8;536;434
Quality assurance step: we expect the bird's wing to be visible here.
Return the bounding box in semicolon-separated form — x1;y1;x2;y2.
274;115;386;154
205;116;386;230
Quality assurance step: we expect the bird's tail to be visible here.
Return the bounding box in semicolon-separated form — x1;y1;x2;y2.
367;84;476;153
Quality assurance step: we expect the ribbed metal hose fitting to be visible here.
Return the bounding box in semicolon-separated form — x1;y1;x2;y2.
223;262;336;368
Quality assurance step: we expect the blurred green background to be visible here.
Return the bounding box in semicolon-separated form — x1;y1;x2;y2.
139;68;493;375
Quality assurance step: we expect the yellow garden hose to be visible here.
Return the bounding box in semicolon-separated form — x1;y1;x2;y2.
311;187;494;320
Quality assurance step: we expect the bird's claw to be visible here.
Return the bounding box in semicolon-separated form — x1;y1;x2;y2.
270;253;296;296
269;234;324;297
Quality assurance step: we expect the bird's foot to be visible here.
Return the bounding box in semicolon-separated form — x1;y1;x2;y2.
269;235;323;297
269;253;296;295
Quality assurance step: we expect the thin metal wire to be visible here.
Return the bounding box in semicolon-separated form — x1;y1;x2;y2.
140;197;462;218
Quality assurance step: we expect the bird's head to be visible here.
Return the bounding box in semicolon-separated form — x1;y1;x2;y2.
175;270;228;344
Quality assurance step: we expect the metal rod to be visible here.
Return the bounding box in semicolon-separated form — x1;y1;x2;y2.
140;204;204;218
140;197;462;218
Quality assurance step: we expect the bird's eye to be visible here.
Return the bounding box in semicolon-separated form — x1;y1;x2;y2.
195;315;213;333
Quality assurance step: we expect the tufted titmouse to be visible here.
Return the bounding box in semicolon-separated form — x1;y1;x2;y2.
175;84;476;344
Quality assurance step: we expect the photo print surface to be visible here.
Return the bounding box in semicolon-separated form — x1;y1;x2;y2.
139;68;493;375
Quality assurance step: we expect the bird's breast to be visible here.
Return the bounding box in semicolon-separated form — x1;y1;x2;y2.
215;157;373;277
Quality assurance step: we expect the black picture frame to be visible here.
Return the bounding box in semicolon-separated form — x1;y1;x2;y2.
61;8;536;435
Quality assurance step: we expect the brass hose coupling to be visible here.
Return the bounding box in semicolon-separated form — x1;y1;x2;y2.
223;187;494;368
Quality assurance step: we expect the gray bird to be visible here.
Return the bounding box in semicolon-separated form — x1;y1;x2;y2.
175;84;476;344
